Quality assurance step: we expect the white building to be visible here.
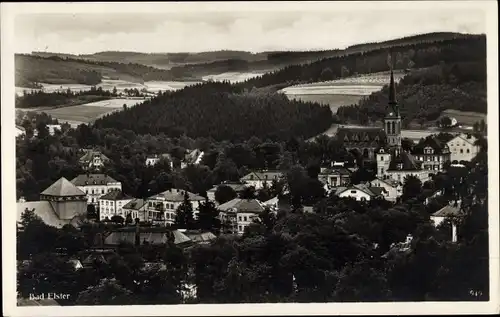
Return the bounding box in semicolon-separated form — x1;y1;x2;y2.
71;174;122;206
217;198;265;235
240;171;283;190
15;125;26;138
79;149;110;171
146;188;206;225
122;199;148;222
430;203;464;243
447;133;480;162
98;190;133;221
145;153;173;168
369;177;402;202
334;184;387;202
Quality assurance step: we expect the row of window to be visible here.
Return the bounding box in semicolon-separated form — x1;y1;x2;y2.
148;201;176;210
84;187;120;195
451;149;471;154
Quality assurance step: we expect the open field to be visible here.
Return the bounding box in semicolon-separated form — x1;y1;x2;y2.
19;98;145;125
202;72;265;83
441;109;486;125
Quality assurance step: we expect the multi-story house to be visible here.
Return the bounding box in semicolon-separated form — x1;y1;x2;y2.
368;177;402;202
146;188;206;225
217;198;265;235
79;149;110;171
446;133;480;162
240;171;283;190
98;190;133;221
334;184;387;202
122;199;148;222
412;136;451;173
71;174;122;206
318;167;352;189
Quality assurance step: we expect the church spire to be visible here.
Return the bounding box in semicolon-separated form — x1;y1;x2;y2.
388;68;399;116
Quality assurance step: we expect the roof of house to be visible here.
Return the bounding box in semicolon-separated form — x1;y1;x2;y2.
17;201;72;228
336;127;386;146
182;230;217;243
123;198;147;210
41;177;86;197
104;229;192;246
208;182;249;193
241;171;283;181
16;125;26;131
448;133;478;146
99;190;132;201
336;184;387;197
218;198;265;213
263;196;279;206
374;177;401;188
146;153;172;160
184;149;204;164
79;150;110;163
412;136;450;155
380;148;422;171
319;167;352;176
151;188;205;202
71;174;119;186
432;204;465;218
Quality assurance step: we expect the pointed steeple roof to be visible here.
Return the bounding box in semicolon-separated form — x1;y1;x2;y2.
41;177;86;197
386;69;400;117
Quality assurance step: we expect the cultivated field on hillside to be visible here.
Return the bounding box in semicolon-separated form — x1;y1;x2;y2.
441;109;487;125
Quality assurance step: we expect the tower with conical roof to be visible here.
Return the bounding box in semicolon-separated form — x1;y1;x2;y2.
384;67;402;150
40;177;87;221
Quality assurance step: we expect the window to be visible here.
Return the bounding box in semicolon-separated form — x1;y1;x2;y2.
380;156;384;161
101;189;104;194
350;190;356;194
238;226;242;232
238;216;242;221
380;168;384;174
467;149;470;153
460;149;464;154
244;216;248;222
92;189;95;194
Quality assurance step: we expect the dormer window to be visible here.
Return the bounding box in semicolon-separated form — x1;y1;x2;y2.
344;135;349;142
397;163;403;170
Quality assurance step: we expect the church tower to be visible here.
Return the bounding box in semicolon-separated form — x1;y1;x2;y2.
384;69;402;150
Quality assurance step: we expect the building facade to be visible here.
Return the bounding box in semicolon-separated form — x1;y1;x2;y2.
447;133;479;162
240;171;283;190
369;177;402;202
146;188;206;225
98;190;133;221
79;149;110;171
71;174;122;206
412;136;451;173
334;184;387;201
318;167;352;188
122;199;148;222
217;198;265;235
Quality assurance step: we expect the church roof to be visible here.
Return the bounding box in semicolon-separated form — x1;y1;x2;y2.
336;127;386;146
41;177;86;197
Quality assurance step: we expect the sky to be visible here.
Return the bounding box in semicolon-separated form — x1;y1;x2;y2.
13;3;486;54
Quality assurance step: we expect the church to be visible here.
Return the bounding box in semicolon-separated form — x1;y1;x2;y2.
336;69;430;184
375;70;430;184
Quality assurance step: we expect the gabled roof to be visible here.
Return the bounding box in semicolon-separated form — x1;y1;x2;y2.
387;149;422;171
241;171;283;181
100;190;132;201
374;177;401;188
182;230;217;243
432;204;465;218
319;167;352;176
71;174;119;186
41;177;86;197
263;196;279;206
336;127;386;146
448;133;478;146
79;150;110;163
336;184;387;197
151;188;205;202
123;198;147;210
218;198;265;214
412;136;450;155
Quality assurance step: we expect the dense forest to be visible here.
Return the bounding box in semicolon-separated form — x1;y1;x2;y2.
15;86;117;109
93;81;333;142
238;35;486;89
336;60;487;125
